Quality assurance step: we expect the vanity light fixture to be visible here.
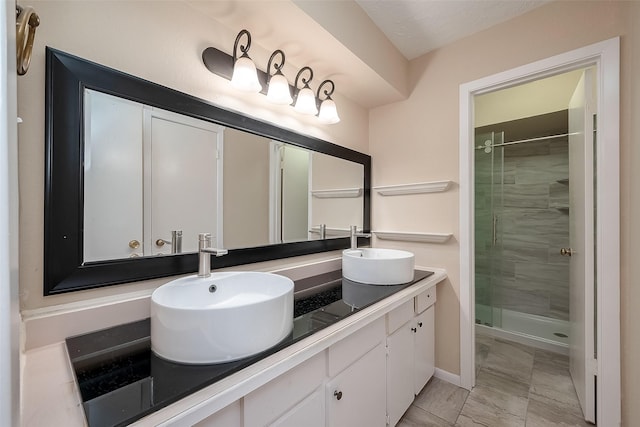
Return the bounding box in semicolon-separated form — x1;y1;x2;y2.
316;79;340;124
201;30;340;123
293;67;318;115
265;49;293;105
230;29;262;93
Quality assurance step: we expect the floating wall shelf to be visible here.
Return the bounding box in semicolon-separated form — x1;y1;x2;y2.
373;180;453;196
373;231;453;244
310;188;363;198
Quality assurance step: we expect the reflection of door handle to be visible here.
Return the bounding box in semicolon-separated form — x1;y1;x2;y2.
156;230;183;254
560;248;573;256
129;240;140;249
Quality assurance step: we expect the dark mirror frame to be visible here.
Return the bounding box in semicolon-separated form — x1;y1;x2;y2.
44;47;371;295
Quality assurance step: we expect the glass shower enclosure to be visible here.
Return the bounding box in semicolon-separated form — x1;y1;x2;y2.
474;130;571;348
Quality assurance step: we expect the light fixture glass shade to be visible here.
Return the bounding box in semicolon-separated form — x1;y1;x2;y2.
230;55;262;93
318;98;340;124
266;73;293;104
294;87;318;115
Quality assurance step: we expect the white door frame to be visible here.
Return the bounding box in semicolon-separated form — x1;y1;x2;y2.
269;140;284;244
1;1;21;425
458;37;620;425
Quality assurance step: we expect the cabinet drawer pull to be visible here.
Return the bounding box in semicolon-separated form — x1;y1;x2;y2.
411;327;417;333
334;390;343;400
418;322;423;328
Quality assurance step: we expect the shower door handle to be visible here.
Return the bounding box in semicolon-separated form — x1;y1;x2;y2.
492;215;498;246
560;248;573;257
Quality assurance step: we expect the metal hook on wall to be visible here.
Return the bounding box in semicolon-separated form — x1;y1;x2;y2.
16;4;40;76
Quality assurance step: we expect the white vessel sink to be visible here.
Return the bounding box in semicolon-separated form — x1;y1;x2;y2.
151;271;293;364
342;248;415;285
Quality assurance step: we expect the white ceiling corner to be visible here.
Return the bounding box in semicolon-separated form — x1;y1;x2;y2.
355;0;550;60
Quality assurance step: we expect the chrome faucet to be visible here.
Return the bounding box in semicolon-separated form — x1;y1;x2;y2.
198;233;228;278
350;225;371;249
319;224;327;239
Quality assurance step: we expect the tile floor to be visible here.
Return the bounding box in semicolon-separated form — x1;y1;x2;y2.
397;333;593;427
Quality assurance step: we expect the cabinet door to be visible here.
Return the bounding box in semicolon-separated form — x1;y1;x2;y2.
387;322;415;427
414;306;435;395
326;343;386;427
271;387;324;427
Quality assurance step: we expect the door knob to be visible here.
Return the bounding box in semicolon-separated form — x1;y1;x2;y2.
129;240;140;249
334;390;343;400
560;248;573;257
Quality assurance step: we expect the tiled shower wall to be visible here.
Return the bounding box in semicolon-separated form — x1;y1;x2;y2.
475;111;570;322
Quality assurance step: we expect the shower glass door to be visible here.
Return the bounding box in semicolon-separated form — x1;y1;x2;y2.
474;131;505;328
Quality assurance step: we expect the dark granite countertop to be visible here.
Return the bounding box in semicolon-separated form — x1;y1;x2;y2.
66;269;434;427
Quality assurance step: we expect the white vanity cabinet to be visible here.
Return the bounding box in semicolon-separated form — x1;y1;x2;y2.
325;317;387;427
386;288;437;426
119;271;444;427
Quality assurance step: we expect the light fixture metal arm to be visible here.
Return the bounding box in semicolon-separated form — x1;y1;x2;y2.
294;66;314;89
317;79;335;100
233;28;252;62
267;49;286;84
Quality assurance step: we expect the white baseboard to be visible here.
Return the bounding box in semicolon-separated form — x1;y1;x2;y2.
434;368;462;387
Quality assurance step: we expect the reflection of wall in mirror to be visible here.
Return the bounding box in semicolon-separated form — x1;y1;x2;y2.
310;153;364;238
223;129;270;249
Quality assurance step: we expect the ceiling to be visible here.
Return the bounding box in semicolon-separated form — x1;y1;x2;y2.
355;0;550;60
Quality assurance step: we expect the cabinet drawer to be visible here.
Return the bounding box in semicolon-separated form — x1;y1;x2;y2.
387;300;413;334
328;317;385;377
415;287;436;314
193;401;241;427
244;353;325;427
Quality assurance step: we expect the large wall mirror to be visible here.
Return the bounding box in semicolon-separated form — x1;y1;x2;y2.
45;47;371;295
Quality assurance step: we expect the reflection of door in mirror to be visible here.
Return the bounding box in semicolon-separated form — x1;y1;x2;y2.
147;108;223;255
83;89;223;262
269;143;310;244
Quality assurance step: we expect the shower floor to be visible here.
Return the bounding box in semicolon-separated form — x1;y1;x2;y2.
476;304;569;355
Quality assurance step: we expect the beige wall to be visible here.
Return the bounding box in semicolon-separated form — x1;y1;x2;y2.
17;1;369;311
369;1;639;423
